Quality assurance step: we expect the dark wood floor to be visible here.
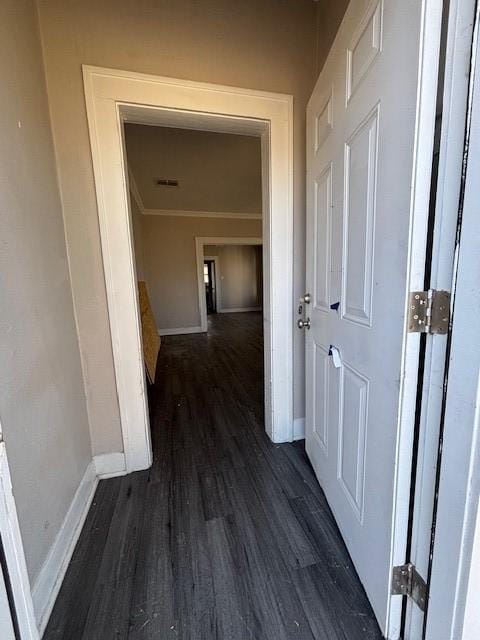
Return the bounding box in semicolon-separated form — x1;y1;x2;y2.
44;312;383;639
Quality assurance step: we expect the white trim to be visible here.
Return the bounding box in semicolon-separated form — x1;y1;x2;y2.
425;9;480;635
386;0;445;636
127;171;261;219
158;326;203;336
0;441;39;640
218;307;262;313
405;1;479;637
83;66;294;451
32;462;98;636
293;417;306;441
127;166;144;212
93;452;127;479
143;208;262;220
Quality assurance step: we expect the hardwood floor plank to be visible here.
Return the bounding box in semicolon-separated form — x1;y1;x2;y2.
43;312;382;640
206;516;261;639
223;466;316;640
80;472;148;640
128;480;175;639
169;449;216;639
43;479;122;639
289;496;382;639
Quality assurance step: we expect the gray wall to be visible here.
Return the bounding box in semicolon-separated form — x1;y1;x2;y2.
36;0;348;457
0;1;91;582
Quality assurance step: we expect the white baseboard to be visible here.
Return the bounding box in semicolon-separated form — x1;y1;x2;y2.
217;306;262;313
93;452;127;479
158;325;203;336
32;461;98;636
293;417;305;441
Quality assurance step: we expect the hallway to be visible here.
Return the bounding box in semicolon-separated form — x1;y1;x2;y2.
44;313;382;639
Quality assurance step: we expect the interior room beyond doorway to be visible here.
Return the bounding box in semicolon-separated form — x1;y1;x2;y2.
203;245;263;316
125;123;264;338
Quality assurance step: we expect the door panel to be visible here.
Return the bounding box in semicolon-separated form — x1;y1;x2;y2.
347;1;382;102
338;362;369;521
342;107;378;326
305;0;441;635
313;342;329;453
314;165;332;312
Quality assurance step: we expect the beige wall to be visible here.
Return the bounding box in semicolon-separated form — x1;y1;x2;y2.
315;0;350;75
0;1;91;582
125;124;262;214
204;245;263;311
36;0;347;455
135;213;261;330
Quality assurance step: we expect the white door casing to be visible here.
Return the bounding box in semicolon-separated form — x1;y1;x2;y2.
425;10;480;635
0;421;39;639
0;562;15;640
83;67;294;471
305;0;442;636
404;0;478;636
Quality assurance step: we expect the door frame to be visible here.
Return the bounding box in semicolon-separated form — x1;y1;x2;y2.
0;422;39;639
83;66;294;471
423;2;480;635
196;238;263;328
403;0;479;636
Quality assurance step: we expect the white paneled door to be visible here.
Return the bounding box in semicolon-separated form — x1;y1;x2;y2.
305;0;442;636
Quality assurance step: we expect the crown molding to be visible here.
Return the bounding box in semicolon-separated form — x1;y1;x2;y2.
142;208;262;219
127;167;261;220
127;166;146;212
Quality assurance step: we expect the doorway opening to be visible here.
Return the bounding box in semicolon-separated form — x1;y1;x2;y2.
123;118;266;436
203;260;217;314
83;66;295;472
203;244;263;317
195;237;263;331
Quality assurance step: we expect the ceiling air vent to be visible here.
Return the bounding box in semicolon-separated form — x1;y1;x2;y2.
154;178;179;187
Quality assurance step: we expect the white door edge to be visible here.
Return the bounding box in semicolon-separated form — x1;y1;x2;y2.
0;432;39;640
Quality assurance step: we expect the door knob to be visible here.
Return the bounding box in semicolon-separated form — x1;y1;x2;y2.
297;318;311;330
302;293;311;304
